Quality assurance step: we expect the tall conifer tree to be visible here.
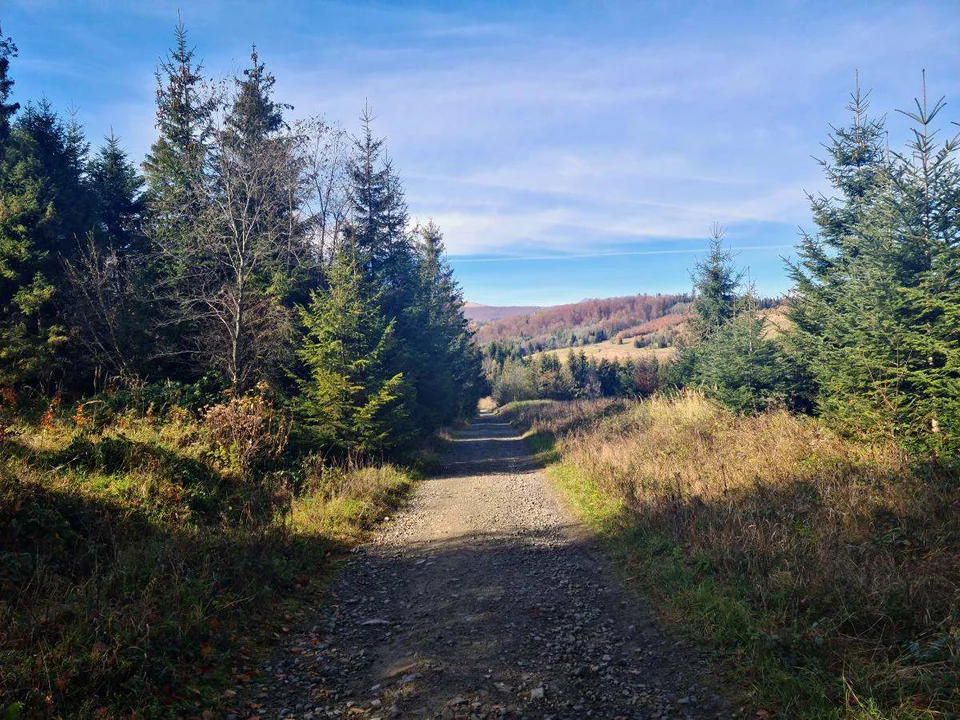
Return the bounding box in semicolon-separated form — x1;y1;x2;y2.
141;20;214;376
0;25;18;147
0;103;92;384
788;75;960;449
414;221;482;423
296;249;406;453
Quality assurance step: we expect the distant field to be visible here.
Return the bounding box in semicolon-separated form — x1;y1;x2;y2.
761;307;791;337
531;340;676;364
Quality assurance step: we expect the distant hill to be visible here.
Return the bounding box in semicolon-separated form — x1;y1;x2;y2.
475;293;692;354
463;302;542;324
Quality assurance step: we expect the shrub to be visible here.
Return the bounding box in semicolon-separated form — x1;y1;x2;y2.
204;389;291;478
98;374;228;420
491;358;539;404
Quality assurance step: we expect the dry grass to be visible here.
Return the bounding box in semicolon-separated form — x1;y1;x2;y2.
530;341;676;364
760;307;792;338
501;394;959;718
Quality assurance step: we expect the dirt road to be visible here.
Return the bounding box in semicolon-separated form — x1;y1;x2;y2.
240;412;733;718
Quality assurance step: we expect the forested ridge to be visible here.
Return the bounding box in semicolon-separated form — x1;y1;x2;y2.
475;292;691;352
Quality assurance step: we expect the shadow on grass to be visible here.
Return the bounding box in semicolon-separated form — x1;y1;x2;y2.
0;469;348;718
3;432;283;526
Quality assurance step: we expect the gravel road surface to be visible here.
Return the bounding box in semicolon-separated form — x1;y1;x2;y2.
237;412;735;719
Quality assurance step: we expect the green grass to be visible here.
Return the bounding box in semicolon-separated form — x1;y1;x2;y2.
0;404;418;718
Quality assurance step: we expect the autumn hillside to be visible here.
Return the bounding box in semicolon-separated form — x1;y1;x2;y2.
474;293;693;353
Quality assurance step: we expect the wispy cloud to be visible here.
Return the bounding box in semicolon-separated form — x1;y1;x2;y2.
453;245;796;263
263;2;959;257
7;0;960;301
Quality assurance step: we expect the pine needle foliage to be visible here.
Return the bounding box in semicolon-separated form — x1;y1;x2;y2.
296;251;406;454
788;73;960;453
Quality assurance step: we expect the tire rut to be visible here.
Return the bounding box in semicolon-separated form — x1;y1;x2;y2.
237;412;736;719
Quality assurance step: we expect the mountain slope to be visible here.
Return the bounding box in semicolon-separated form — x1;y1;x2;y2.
475;293;691;353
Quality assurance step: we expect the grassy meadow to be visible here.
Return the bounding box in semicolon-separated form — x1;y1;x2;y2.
0;391;419;718
500;394;959;719
529;340;677;365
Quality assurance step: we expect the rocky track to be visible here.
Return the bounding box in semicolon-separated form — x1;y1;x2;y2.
238;412;735;719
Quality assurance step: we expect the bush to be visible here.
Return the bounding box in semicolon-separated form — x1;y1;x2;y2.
204;389;291;477
98;374;229;420
491;358;540;404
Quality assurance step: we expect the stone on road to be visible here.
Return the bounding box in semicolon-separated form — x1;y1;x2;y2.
241;411;733;719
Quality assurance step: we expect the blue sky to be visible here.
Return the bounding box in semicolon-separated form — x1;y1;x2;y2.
5;0;960;305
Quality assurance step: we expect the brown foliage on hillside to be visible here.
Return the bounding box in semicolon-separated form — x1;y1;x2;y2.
463;304;541;323
475;293;690;351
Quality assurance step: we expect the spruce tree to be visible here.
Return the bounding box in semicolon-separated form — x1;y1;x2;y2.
691;224;741;338
690;290;790;414
224;46;286;150
344;109;425;428
883;75;960;449
787;75;960;450
0;102;92;385
414;222;483;423
0;25;18;147
222;46;305;300
786;75;888;410
678;235;798;412
296;250;406;454
141;20;214;377
346;106;412;283
89;133;146;254
142;20;211;210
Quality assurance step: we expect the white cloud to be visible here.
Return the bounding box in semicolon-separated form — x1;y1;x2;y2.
256;2;959;258
17;0;958;262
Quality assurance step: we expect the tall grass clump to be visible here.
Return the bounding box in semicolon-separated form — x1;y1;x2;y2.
501;393;959;718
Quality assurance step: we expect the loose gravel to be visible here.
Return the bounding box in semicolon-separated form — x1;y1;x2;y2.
234;412;737;719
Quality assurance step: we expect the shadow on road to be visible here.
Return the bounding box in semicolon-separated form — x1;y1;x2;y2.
430;412;542;478
239;410;732;719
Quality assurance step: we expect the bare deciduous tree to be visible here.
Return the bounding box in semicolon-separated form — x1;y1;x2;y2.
302;117;350;264
185;113;308;389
